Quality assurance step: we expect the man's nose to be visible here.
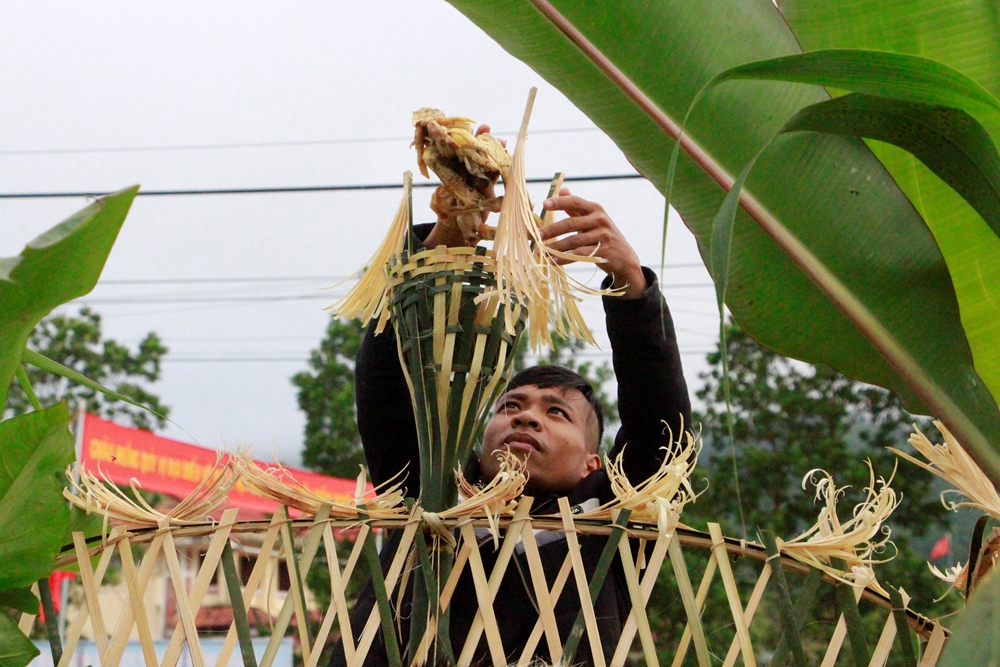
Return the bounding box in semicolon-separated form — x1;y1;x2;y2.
511;410;540;428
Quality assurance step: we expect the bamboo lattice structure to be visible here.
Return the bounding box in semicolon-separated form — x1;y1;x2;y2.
37;455;953;667
45;508;949;667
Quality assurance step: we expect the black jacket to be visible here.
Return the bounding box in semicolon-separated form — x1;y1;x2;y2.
332;234;691;666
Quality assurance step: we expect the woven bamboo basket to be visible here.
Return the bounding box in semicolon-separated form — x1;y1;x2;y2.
39;502;950;667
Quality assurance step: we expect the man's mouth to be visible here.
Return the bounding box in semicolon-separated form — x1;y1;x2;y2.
502;433;541;452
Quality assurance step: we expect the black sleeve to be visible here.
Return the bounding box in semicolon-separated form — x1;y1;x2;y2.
603;267;692;483
354;224;436;495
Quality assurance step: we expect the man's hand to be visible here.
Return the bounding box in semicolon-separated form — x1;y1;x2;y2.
424;124;504;249
539;188;648;298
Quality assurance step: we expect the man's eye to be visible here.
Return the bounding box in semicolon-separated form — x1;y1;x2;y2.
500;401;519;412
549;407;568;418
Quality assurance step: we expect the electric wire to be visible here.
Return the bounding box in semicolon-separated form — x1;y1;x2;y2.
0;173;643;199
0;126;601;157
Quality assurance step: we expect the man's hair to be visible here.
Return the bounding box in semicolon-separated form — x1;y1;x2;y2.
503;366;604;448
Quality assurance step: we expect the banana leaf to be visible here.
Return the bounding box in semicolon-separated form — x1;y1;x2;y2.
0;186;139;408
443;0;1000;478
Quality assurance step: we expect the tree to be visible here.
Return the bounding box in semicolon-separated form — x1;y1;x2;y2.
292;318;364;479
6;307;169;431
688;318;954;605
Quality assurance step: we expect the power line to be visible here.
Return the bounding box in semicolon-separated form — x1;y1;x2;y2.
0;173;644;199
0;127;601;157
164;349;715;363
75;282;714;305
97;264;707;286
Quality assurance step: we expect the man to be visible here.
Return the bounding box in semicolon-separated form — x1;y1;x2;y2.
332;145;690;666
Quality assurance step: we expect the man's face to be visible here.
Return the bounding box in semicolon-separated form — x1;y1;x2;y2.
479;384;601;495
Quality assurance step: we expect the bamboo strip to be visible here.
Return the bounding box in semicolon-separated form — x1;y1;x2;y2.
761;530;807;667
820;585;864;667
611;523;658;667
432;276;446;363
721;561;771;667
281;521;312;665
918;623;946;667
613;531;672;667
832;556;873;667
353;515;419;664
220;540;258;667
18;582;39;635
414;542;473;663
410;524;454;667
516;555;573;667
558;498;606;667
161;509;239;667
262;505;331;667
868;609;898;667
708;523;755;667
889;587;918;667
669;551;718;667
102;532;167;666
58;529;120;667
304;524;355;667
457;498;533;666
117;535;158;667
517;522;569;665
669;535;712;667
161;526;207;667
73;531;111;659
458;522;507;667
215;512;284;667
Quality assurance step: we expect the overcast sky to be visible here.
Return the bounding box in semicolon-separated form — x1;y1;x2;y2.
1;1;720;468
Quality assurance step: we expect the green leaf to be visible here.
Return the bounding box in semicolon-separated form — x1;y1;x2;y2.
782;94;1000;239
0;588;39;615
0;611;39;667
0;404;74;590
704;45;1000;410
938;567;1000;666
710;49;1000;130
775;0;1000;474
21;349;165;421
0;186;138;408
444;2;1000;477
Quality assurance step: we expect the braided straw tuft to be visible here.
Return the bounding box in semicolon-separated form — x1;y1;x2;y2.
778;462;898;595
231;451;407;520
575;421;702;535
64;457;238;532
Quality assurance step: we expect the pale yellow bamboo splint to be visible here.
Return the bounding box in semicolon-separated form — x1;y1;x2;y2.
669;535;712;667
708;523;756;667
612;531;673;667
161;509;240;667
215;512;284;667
670;549;718;667
820;585;864;667
721;560;772;667
57;528;121;667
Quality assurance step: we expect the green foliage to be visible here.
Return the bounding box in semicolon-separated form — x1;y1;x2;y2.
0;404;74;590
938;566;1000;666
0;187;138;409
443;0;1000;484
0;189;138;665
689;320;955;606
6;308;168;431
292;318;364;479
0;612;38;667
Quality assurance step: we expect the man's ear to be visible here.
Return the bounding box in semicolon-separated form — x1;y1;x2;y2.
581;452;602;478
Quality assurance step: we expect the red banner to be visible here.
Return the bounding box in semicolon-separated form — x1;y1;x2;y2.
78;413;364;519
